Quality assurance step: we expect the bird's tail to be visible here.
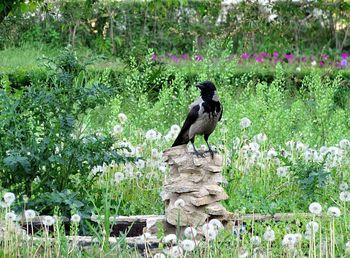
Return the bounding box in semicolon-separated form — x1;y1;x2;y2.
172;132;189;147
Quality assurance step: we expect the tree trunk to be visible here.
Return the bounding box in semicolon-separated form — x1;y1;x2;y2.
71;21;80;49
109;9;115;55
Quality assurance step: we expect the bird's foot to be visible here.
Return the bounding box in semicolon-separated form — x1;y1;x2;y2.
204;149;217;159
193;150;205;158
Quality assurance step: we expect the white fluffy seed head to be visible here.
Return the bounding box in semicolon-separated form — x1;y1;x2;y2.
181;239;195;252
250;235;261;246
340;182;349;191
264;227;275;242
3;192;15;205
327;206;341;217
24;209;36;220
306;221;319;233
163;234;177;244
5;211;17;222
169;246;183;257
117;113;127;124
309;202;322;215
209;219;224;231
184;227;197;239
71;214;81;223
42;215;55;226
114;172;125;183
340;191;350;202
240;117;252;129
154;253;166;258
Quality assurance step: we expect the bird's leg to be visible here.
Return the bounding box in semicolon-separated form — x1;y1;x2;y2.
204;135;214;159
191;138;203;158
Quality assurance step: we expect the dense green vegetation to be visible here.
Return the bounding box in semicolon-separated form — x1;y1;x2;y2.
1;0;350;257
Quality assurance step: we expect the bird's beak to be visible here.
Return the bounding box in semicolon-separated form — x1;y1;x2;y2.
196;83;203;90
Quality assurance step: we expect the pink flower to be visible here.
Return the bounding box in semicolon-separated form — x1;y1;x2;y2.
241;53;249;59
273;52;279;57
341;52;348;59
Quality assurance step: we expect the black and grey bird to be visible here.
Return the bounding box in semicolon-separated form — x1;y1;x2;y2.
172;81;223;158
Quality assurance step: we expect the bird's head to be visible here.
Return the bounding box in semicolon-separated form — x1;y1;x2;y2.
196;81;216;93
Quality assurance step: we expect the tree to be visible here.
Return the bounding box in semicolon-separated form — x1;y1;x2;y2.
0;0;41;24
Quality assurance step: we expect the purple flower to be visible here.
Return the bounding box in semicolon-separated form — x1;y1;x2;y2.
266;53;271;58
273;59;279;63
319;61;324;67
151;54;158;61
241;53;249;59
301;56;306;62
341;52;348;59
260;52;265;58
180;54;189;60
340;59;348;68
195;55;204;61
284;54;294;61
255;57;263;63
171;55;179;63
321;54;328;60
273;52;279;57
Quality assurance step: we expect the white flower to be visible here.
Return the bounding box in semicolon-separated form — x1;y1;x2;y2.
238;249;249;258
184;227;197;239
3;192;15;205
112;124;123;134
240;117;252;129
174;199;186;208
209;219;224;231
267;148;277;158
5;211;17;222
158;163;167;173
254;133;267;143
306;221;319;233
145;129;158;140
277;166;289;177
42;215;55;226
24;209;36;220
171;124;181;134
181;239;195;252
309;202;322;215
151;148;159;159
320;146;328;155
204;228;217;241
117;113;127;124
250;236;261;246
71;214;81;223
311;60;317;66
202;223;215;234
263;227;275;242
135;159;145;169
296;66;301;72
169;246;183;257
327;206;341;217
114;172;125;183
282;233;297;248
163;234;177;244
340;182;349;191
154;254;166;258
340;191;350;202
339;139;350;149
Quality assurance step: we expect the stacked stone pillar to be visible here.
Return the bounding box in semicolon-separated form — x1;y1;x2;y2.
162;145;230;227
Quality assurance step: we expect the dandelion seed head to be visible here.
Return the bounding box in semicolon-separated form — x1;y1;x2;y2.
135;159;145;169
240;117;252;129
71;214;81;223
3;192;15;205
163;233;177;244
327;206;341;217
154;253;166;258
5;211;17;222
117;113;127;124
181;239;195;252
169;246;183;257
112;124;123;135
263;227;275;242
309;202;322;215
209;219;224;231
114;172;125;183
184;226;197;239
24;209;36;220
42;215;55;226
306;221;319;233
340;182;348;191
277;166;289;177
250;235;261;246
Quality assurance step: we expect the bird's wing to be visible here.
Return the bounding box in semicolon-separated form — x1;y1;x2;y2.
172;104;200;147
218;104;223;121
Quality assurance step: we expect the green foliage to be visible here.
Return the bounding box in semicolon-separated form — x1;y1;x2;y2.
0;48;125;214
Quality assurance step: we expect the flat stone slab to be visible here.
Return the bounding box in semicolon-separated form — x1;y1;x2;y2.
190;191;228;207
